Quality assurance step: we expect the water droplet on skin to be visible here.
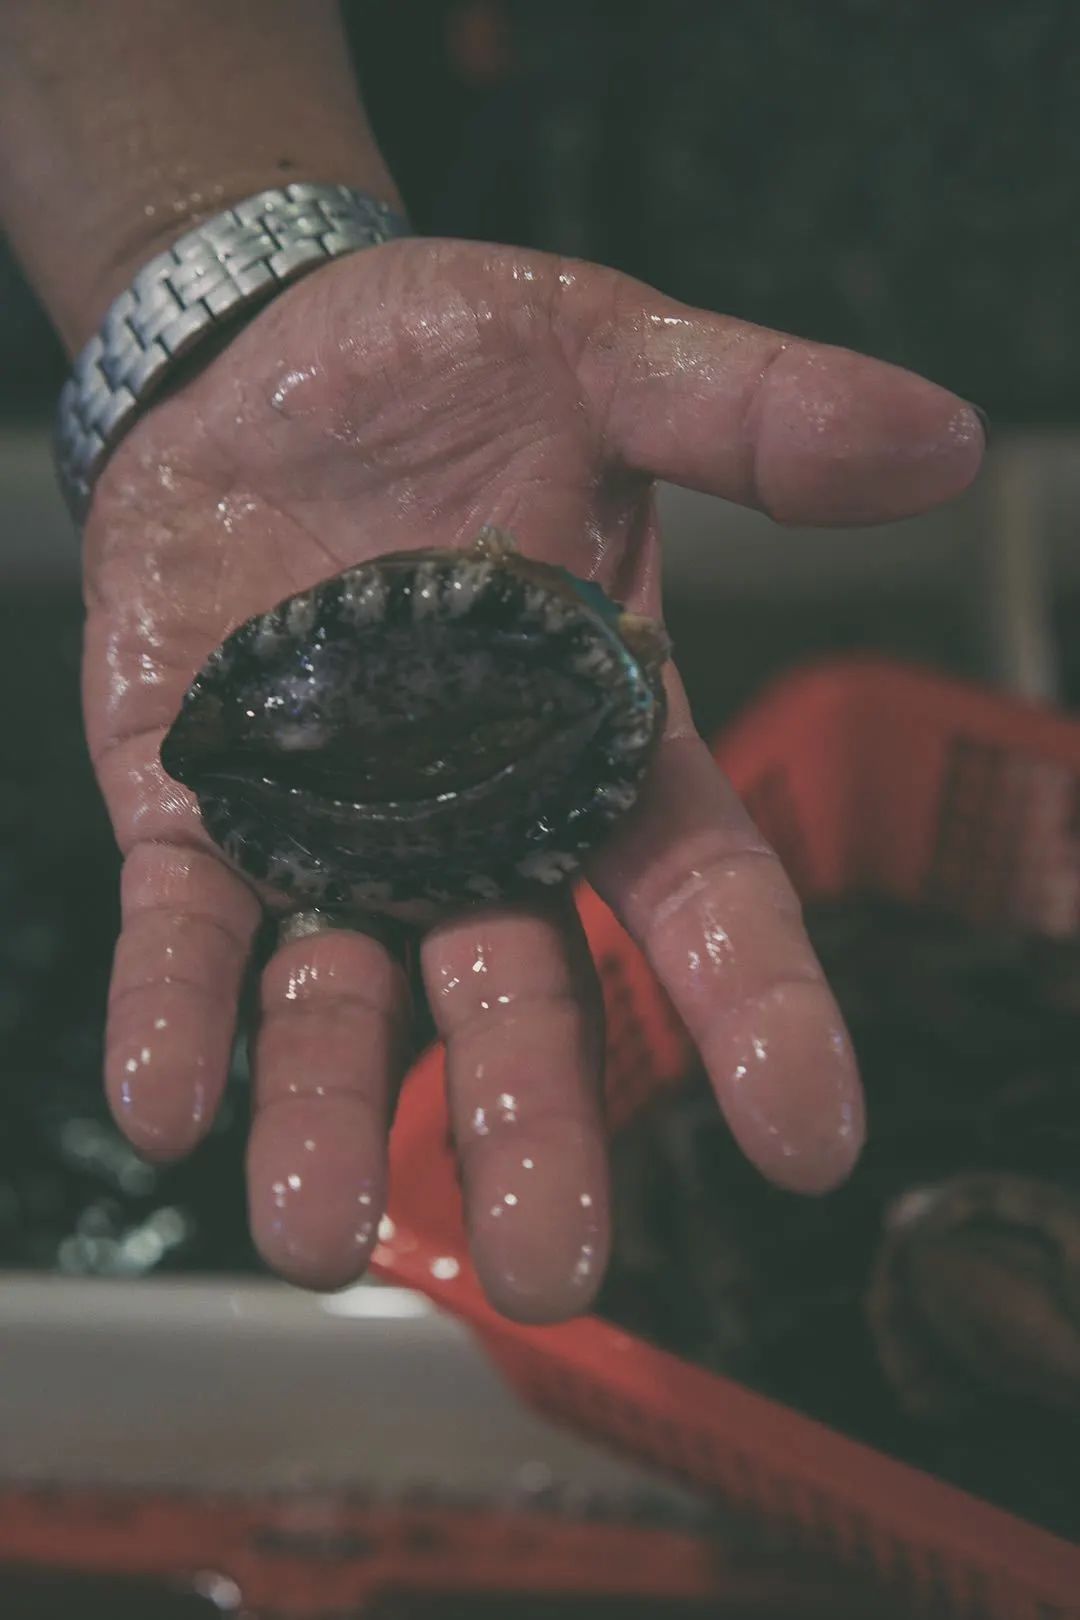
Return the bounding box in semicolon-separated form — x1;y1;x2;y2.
704;919;732;969
498;1093;518;1123
836;1099;859;1141
504;1193;518;1207
214;494;257;534
471;1107;489;1137
572;1243;595;1283
378;1214;396;1243
153;1017;168;1031
431;1256;460;1280
522;1158;534;1170
580;1193;592;1208
287;1173;302;1191
284;963;315;1002
269;366;318;414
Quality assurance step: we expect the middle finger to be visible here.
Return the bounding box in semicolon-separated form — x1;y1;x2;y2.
422;895;608;1324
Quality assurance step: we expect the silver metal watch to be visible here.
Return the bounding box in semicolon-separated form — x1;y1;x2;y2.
54;183;411;523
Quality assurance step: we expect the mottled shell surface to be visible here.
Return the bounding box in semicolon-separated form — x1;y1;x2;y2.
160;535;669;921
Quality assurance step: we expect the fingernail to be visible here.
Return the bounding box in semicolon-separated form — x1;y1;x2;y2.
972;405;992;448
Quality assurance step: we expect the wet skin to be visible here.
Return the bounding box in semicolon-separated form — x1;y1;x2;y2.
84;238;985;1321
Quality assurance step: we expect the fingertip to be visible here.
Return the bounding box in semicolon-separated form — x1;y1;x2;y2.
703;981;866;1196
105;998;231;1161
257;1247;374;1295
106;845;258;1165
764;1107;865;1196
758;350;986;526
473;1228;610;1326
479;1272;605;1327
247;1098;385;1291
465;1139;611;1326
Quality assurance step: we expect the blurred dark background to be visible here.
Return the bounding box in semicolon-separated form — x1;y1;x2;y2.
5;0;1080;1278
11;0;1080;421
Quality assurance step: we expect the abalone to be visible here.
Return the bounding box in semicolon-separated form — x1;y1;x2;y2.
160;530;669;922
866;1173;1080;1421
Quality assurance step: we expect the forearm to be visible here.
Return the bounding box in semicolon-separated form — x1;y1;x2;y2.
0;0;402;353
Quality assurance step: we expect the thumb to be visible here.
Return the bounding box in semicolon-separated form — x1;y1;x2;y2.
571;271;985;527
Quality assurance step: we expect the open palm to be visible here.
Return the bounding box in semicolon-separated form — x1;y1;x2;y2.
82;238;983;1320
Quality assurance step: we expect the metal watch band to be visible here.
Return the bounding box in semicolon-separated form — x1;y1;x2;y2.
54;183;411;523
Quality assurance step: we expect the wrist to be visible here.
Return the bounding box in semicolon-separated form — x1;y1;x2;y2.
55;182;410;522
57;158;405;356
0;1;406;353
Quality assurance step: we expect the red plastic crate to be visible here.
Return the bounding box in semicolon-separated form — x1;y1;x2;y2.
0;1486;884;1615
376;658;1080;1620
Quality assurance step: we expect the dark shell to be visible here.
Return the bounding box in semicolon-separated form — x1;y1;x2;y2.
866;1173;1080;1421
160;532;669;922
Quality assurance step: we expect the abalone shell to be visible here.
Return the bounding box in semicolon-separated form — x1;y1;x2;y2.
160;531;669;921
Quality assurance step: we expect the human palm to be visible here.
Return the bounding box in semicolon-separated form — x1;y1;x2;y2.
82;238;983;1320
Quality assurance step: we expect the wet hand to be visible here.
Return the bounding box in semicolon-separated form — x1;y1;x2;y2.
83;238;984;1319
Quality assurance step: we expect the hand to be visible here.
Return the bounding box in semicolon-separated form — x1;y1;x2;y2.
85;238;983;1320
